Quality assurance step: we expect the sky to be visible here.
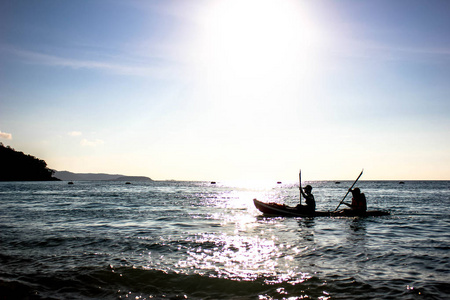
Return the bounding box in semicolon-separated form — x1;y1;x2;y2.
1;0;449;181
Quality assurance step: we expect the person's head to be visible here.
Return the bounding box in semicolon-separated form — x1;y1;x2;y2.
303;185;312;194
352;187;361;195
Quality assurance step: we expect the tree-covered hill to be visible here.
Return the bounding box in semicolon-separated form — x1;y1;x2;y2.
0;143;59;181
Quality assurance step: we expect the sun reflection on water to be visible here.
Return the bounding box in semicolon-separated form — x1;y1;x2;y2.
175;232;311;284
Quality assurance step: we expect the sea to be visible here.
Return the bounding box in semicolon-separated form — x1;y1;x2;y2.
0;180;449;299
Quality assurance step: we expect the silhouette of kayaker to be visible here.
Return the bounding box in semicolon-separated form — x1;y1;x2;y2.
297;185;316;213
342;187;367;213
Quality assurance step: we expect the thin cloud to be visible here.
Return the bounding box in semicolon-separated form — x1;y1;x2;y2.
0;131;12;140
80;139;104;147
323;35;450;63
68;131;82;136
2;45;179;79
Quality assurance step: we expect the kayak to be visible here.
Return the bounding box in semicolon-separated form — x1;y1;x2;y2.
253;199;390;217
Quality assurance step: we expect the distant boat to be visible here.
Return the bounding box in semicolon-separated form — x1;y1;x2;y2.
335;182;341;184
68;182;74;185
126;182;131;184
399;181;405;184
277;181;282;184
211;181;216;184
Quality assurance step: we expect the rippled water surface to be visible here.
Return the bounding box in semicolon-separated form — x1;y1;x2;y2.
0;180;449;299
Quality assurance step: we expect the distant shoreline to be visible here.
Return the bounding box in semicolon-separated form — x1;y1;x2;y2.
53;171;152;182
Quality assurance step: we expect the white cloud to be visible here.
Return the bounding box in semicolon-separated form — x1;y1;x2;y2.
0;131;12;140
80;139;104;147
68;131;82;136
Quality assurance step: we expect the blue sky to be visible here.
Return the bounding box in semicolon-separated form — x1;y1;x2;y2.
1;0;449;181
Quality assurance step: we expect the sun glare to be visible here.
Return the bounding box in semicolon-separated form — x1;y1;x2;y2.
198;0;317;93
190;0;322;129
179;0;324;180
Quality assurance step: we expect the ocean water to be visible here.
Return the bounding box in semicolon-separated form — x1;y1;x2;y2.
0;180;449;299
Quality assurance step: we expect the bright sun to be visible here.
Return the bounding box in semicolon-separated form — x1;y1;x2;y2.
193;0;320;118
181;0;323;177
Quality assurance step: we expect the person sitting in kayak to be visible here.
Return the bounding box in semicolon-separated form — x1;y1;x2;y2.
343;188;367;212
297;185;316;213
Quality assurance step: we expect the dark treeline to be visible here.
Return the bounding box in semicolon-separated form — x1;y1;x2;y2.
0;143;59;181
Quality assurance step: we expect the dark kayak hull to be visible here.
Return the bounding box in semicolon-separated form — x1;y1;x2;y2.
253;199;390;217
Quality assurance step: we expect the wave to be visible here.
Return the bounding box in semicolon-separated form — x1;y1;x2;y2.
1;265;446;300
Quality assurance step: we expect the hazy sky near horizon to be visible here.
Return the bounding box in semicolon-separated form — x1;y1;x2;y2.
1;0;449;181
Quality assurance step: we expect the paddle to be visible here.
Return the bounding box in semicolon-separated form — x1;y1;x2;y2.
334;169;364;211
299;169;302;205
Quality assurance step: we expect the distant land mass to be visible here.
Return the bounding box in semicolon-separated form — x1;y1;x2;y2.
0;143;59;181
54;171;152;182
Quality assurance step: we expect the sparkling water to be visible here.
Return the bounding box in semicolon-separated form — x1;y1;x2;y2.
0;180;449;299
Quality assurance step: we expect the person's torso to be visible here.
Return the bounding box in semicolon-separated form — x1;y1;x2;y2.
305;195;315;210
352;194;366;210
